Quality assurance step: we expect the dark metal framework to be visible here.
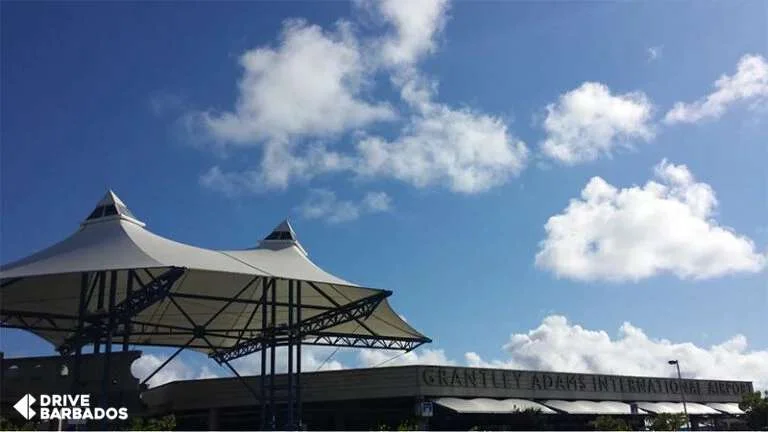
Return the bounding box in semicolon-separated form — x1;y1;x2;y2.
0;267;430;430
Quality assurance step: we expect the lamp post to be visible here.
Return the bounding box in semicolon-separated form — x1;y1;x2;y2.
668;360;691;429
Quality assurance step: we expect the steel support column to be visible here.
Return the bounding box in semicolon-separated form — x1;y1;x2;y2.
260;277;268;430
269;277;276;431
287;279;294;430
296;279;303;430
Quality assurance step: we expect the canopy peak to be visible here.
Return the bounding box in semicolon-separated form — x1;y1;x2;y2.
258;219;307;255
81;189;145;227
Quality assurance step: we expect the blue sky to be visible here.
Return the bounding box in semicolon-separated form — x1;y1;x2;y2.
1;1;767;387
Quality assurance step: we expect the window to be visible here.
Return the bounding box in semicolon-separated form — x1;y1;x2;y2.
87;206;104;220
103;205;118;216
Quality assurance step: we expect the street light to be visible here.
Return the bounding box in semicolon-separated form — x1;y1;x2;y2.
668;360;691;429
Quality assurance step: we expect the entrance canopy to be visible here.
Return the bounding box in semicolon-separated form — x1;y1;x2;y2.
541;400;633;415
0;191;429;357
433;398;557;414
706;402;745;415
634;401;721;415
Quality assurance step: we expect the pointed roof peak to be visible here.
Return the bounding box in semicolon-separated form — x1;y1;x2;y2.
96;189;125;207
81;189;145;227
257;218;307;255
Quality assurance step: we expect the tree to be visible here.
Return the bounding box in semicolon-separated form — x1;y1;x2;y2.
740;390;768;430
591;415;630;431
650;413;686;431
127;414;177;431
0;416;37;431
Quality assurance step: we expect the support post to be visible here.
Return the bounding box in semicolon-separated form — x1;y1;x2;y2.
296;280;302;430
287;279;294;430
94;271;105;353
123;270;133;351
71;272;88;396
269;278;276;431
100;271;117;429
260;278;268;430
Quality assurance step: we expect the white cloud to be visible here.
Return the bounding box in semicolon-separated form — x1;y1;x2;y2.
131;354;219;388
231;346;345;374
201;19;393;145
540;82;655;165
298;189;392;223
366;0;450;68
196;0;527;195
130;316;768;391
194;19;393;192
358;347;455;367
357;103;528;193
647;46;662;62
131;346;345;388
351;1;527;194
665;54;768;124
467;315;768;391
536;159;766;281
200;144;353;194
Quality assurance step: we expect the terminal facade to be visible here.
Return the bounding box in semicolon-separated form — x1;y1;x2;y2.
1;352;753;430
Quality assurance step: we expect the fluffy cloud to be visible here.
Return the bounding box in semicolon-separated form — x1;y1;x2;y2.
196;0;526;196
131;354;219;388
130;316;768;391
357;104;528;193
540;82;655;165
467;315;768;391
647;46;662;62
194;19;392;192
201;20;393;145
199;144;352;194
231;345;345;375
131;346;344;388
536;159;766;281
367;0;450;68
358;347;455;367
297;189;392;223
665;54;768;124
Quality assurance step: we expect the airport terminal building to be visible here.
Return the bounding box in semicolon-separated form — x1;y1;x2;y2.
0;192;756;430
1;352;753;430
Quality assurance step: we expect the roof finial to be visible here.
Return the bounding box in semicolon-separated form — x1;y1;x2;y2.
82;190;145;227
258;219;307;255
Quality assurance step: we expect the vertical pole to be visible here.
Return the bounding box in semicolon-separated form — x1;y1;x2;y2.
260;278;268;430
101;270;117;429
94;271;105;353
71;272;88;431
676;363;690;429
122;270;134;351
296;280;302;430
270;278;276;431
287;279;294;430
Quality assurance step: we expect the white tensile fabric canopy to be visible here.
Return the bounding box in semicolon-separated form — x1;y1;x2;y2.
433;398;557;414
541;400;634;415
634;401;721;415
705;402;745;415
0;191;427;354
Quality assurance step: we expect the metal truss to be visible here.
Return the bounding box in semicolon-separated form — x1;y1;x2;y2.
1;271;432;431
305;332;430;351
57;267;186;355
210;290;390;363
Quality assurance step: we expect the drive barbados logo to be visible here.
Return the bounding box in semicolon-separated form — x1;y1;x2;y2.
12;394;128;421
13;394;36;420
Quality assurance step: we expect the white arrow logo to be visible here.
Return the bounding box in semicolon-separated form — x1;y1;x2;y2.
13;394;37;420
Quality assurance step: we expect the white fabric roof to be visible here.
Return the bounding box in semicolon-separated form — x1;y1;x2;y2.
0;192;427;352
706;403;745;415
634;401;721;415
541;400;634;415
434;398;556;414
218;220;426;343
